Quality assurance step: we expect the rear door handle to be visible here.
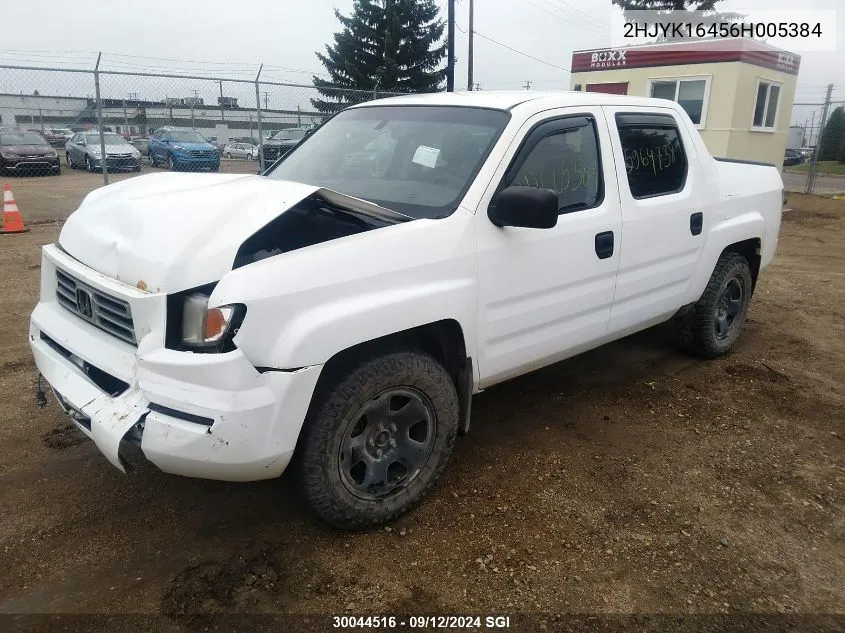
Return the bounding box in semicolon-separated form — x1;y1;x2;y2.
690;212;703;236
595;231;614;259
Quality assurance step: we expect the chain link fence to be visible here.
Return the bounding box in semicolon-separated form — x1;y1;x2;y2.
785;93;845;197
0;64;409;180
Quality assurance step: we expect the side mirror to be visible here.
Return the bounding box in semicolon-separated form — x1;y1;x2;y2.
488;186;558;229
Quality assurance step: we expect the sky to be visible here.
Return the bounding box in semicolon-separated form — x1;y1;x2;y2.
1;0;842;129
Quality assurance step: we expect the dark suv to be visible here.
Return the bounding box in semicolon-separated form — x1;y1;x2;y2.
0;129;60;176
261;127;313;164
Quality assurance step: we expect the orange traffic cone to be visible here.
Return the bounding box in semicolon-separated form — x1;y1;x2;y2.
2;184;28;234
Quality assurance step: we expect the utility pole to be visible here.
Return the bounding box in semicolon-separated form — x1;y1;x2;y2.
218;80;225;123
806;83;834;195
447;0;455;92
122;99;130;137
809;110;817;146
523;80;532;90
467;0;474;91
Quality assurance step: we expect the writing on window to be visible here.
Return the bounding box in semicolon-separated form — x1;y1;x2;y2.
649;78;707;126
753;81;781;130
510;121;602;212
616;117;688;199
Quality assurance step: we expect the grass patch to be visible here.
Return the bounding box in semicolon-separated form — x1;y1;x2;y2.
788;161;845;176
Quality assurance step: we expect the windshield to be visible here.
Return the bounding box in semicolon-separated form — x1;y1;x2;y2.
270;129;308;141
1;132;46;145
86;133;126;145
169;130;208;143
265;106;509;219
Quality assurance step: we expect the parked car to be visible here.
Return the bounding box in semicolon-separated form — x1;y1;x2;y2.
65;131;142;172
147;127;219;171
130;138;149;157
42;128;74;146
0;128;60;175
783;148;804;167
223;142;258;160
261;127;312;164
29;92;783;530
205;136;228;155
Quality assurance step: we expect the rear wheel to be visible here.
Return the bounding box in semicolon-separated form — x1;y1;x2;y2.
66;153;73;168
225;152;232;159
673;252;753;358
298;350;459;530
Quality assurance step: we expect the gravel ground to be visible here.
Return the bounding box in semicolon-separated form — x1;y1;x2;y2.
0;187;842;632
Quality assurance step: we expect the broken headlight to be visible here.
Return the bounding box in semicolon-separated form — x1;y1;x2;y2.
167;289;245;352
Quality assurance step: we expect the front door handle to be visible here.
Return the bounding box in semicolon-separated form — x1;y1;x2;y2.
690;212;703;236
595;231;614;259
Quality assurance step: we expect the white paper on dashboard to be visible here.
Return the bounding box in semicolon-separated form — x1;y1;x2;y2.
412;145;440;169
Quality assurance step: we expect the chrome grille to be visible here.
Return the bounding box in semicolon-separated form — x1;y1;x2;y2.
188;149;216;158
55;269;137;345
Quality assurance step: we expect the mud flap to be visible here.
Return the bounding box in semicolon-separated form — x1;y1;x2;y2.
85;386;149;473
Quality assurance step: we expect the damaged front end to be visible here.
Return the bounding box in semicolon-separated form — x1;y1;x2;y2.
29;181;405;481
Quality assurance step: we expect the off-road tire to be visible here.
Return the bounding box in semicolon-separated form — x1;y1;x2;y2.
673;252;753;358
298;350;459;531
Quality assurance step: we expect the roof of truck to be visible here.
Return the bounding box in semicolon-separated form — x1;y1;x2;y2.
357;90;675;112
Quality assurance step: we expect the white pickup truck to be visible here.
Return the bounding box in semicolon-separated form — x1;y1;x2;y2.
30;92;782;529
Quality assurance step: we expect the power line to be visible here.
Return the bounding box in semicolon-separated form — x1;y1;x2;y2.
543;0;609;32
523;0;608;36
474;30;570;73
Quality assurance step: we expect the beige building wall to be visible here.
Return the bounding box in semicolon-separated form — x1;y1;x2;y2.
571;61;796;166
725;63;798;165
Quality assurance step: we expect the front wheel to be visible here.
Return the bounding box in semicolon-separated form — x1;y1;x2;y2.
167;154;176;171
298;351;459;531
85;156;94;172
672;252;753;358
225;152;232;159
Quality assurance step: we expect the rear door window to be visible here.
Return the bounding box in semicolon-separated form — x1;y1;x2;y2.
615;113;688;199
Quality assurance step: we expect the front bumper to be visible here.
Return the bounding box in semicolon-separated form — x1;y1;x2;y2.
29;244;322;481
172;153;219;170
91;156;142;171
1;155;60;171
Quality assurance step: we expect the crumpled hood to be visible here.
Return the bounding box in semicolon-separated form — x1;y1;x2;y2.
59;172;324;292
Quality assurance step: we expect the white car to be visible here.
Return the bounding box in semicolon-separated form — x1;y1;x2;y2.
223;142;258;160
30;91;782;530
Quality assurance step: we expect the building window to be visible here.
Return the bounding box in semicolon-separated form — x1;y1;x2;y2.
647;77;710;127
752;80;781;131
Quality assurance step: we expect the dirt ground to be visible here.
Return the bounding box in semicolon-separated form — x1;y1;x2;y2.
0;184;842;632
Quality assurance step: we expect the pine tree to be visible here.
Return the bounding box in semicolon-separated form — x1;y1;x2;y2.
819;106;845;162
312;0;446;114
